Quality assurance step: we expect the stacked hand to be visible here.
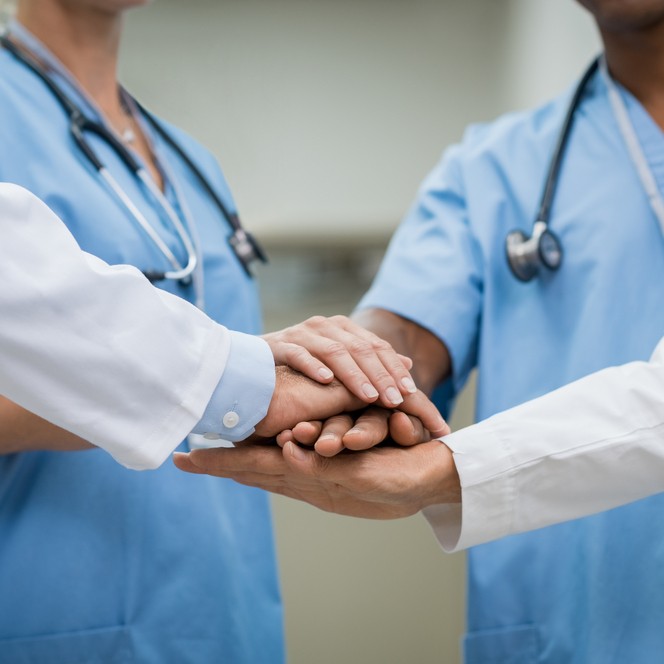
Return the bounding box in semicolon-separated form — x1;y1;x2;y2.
263;316;420;409
174;315;461;518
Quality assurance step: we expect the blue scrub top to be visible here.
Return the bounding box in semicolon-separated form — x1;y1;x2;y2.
0;46;284;663
360;70;664;662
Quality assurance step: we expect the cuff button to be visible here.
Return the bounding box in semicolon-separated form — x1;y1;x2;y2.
222;411;240;429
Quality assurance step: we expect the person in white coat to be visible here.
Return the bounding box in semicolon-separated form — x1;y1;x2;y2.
176;335;664;552
0;183;445;470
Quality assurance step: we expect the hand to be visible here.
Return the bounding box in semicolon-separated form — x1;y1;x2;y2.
173;439;461;519
262;315;417;407
276;388;449;457
277;406;442;457
252;366;364;439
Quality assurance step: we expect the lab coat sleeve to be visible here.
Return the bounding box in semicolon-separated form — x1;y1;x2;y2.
423;336;664;551
0;183;275;470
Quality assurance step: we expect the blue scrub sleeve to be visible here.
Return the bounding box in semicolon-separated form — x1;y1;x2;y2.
357;145;483;397
192;331;276;442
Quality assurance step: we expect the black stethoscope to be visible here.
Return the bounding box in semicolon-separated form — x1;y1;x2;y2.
505;58;599;282
0;35;267;284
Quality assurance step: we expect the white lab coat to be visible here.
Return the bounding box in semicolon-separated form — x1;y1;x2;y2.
425;336;664;551
0;183;232;469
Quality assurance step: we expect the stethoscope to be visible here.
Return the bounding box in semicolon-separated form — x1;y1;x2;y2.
506;55;664;282
505;58;599;282
0;34;267;287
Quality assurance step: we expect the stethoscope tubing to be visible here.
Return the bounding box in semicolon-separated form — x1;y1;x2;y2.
0;34;266;288
535;58;600;226
0;35;198;279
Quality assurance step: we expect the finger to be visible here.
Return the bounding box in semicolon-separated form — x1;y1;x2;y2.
328;317;419;397
398;354;414;371
324;320;418;403
272;342;334;384
388;411;430;446
342;407;390;451
279;316;415;405
173;452;208;475
276;430;294;447
186;445;287;477
313;414;354;457
397;391;450;438
291;421;323;446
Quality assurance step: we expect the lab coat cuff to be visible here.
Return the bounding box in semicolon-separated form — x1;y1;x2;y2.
422;426;517;552
191;331;276;444
120;320;232;470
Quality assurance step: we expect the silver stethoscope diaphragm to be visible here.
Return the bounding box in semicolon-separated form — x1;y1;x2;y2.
506;221;563;282
505;58;599;282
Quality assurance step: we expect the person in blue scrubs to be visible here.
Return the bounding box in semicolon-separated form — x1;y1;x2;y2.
0;2;287;662
177;1;664;661
357;3;664;660
0;0;447;657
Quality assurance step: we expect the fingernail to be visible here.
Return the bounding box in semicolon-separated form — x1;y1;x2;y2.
433;416;449;434
401;377;417;394
345;428;361;437
289;443;307;461
362;383;379;400
318;433;337;442
386;386;403;405
318;367;334;380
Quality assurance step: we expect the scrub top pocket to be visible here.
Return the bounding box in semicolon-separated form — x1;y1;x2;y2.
464;624;539;664
0;625;133;664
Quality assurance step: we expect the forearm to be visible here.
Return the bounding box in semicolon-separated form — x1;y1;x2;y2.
0;185;230;469
352;308;451;394
425;337;664;551
0;397;93;454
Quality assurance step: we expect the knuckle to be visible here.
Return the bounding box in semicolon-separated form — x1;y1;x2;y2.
369;368;392;385
306;315;327;329
312;454;332;477
348;339;373;356
286;344;308;360
324;341;348;358
330;314;348;325
371;337;393;353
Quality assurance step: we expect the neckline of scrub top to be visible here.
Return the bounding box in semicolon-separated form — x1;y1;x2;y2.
5;20;206;305
614;80;664;200
6;19;170;191
6;20;200;237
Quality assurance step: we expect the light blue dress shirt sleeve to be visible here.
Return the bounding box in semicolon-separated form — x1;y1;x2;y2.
192;330;276;443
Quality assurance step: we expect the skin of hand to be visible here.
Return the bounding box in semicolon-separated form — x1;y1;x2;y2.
351;309;452;395
275;309;453;456
173;438;461;519
251;365;448;443
262;315;419;407
277;407;443;457
252;366;364;439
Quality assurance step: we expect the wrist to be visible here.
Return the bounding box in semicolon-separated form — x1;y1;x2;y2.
419;441;461;510
255;367;363;439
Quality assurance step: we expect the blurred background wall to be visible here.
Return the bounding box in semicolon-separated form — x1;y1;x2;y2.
119;1;600;661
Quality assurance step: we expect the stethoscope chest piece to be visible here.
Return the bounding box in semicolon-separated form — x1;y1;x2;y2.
0;33;268;283
503;57;599;283
506;221;563;282
228;227;268;277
